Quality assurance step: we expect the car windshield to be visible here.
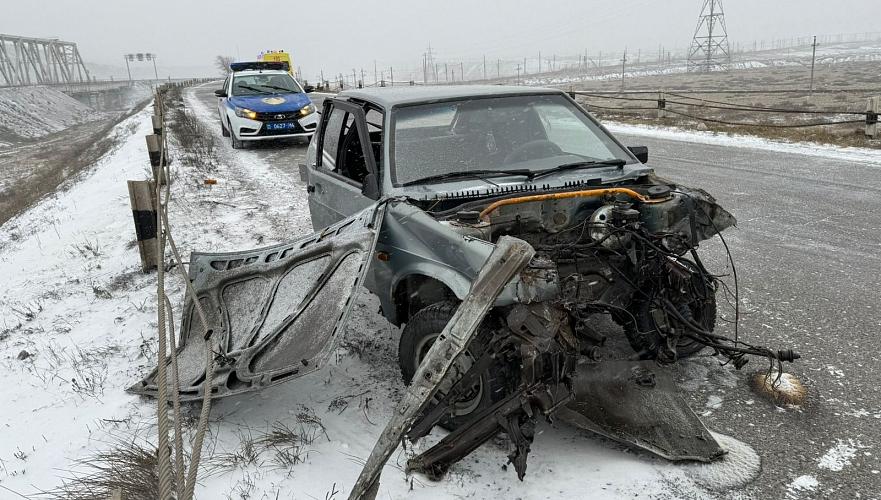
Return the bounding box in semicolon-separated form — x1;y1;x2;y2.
391;94;632;186
232;73;302;96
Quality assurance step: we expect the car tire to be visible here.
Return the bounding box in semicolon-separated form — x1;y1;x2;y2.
229;123;243;149
623;293;716;360
221;119;230;137
398;301;510;431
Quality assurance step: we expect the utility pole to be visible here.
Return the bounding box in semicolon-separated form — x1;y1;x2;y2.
538;51;542;73
621;48;627;90
483;55;487;80
374;60;377;85
515;64;521;84
460;62;464;81
151;55;158;80
124;55;132;83
497;59;501;79
809;35;819;95
444;63;449;82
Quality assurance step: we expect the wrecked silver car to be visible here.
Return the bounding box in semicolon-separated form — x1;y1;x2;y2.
132;86;798;495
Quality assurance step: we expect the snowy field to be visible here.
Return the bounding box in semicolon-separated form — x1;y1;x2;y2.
0;87;95;144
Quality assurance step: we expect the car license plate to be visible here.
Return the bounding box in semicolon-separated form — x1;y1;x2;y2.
267;122;296;131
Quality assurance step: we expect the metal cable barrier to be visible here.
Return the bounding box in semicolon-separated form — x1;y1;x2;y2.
572;90;879;133
149;83;216;500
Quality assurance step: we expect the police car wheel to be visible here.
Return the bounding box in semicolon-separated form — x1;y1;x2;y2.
230;125;243;149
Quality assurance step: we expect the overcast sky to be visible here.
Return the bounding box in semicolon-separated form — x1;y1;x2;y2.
3;0;879;79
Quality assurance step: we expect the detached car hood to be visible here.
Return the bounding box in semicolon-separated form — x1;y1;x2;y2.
129;205;383;400
228;92;310;113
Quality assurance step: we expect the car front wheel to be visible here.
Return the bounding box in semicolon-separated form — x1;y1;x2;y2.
229;122;243;149
397;301;510;430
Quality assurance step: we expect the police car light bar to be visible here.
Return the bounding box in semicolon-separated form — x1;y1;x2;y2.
229;61;290;72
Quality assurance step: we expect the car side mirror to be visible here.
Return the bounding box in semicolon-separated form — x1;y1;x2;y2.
304;85;315;93
628;146;648;163
214;89;227;98
361;172;381;200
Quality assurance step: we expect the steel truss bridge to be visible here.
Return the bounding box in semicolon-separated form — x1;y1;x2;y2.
0;33;91;86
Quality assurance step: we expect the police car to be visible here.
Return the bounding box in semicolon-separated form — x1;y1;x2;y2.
215;62;318;148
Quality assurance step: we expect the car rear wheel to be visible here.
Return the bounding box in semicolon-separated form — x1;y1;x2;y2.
397;301;510;430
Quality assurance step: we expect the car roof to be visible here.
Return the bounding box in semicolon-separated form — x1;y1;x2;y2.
232;69;290;77
339;85;565;108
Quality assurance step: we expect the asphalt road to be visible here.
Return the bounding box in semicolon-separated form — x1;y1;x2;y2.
615;131;881;498
193;84;881;498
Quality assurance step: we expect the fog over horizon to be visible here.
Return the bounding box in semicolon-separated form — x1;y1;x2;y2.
3;0;879;80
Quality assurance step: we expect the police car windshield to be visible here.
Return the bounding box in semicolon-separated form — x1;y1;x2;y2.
232;73;302;96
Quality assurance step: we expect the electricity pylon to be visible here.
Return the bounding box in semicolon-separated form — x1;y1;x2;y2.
686;0;731;72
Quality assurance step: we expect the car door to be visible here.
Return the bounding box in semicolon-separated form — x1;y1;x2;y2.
129;203;384;400
217;75;230;121
307;99;380;231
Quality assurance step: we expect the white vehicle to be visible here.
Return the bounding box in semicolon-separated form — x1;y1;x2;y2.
214;62;318;148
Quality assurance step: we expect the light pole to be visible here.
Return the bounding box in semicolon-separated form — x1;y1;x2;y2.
150;54;158;80
124;55;132;83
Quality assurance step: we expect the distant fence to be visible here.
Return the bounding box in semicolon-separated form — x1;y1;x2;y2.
570;90;879;137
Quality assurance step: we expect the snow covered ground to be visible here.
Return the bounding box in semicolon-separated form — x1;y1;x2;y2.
0;87;96;143
521;40;881;87
10;83;867;499
605;122;881;165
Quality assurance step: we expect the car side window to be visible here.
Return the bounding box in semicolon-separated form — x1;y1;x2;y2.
221;75;230;94
365;108;384;168
319;107;346;172
319;106;370;185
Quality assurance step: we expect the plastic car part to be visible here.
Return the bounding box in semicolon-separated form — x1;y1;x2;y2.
557;359;724;462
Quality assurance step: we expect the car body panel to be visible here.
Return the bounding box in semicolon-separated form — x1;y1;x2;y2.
129;204;384;401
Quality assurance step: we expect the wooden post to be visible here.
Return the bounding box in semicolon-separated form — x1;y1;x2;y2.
658;91;667;119
145;134;166;185
127;180;158;271
867;97;879;138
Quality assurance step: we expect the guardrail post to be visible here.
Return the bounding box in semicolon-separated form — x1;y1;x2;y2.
145;134;166;185
657;92;667;119
151;114;163;135
127;180;158;272
867;97;879;138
